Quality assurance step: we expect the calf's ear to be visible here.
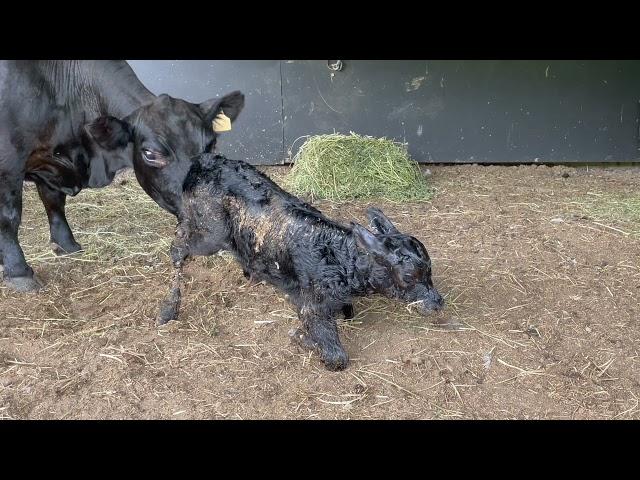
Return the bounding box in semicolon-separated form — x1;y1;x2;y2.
85;116;133;150
200;91;245;132
351;223;388;257
367;207;399;234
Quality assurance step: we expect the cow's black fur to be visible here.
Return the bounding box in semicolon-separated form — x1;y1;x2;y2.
0;60;244;292
160;153;444;371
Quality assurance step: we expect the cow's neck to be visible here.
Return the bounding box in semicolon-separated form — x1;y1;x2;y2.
35;61;156;189
42;60;155;118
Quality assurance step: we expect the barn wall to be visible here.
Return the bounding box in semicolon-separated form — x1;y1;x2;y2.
126;60;284;164
127;60;640;165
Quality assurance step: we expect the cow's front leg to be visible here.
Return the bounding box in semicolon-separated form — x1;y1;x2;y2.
36;182;82;255
289;298;349;371
0;157;41;292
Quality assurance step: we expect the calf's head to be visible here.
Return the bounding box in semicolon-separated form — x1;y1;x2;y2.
84;91;245;217
352;207;444;314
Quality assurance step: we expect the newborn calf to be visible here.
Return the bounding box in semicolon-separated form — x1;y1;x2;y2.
159;153;444;371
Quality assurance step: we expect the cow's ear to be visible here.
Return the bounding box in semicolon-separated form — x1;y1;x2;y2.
200;91;245;132
85;116;133;150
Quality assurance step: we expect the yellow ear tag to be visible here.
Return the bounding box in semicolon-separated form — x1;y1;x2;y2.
212;111;232;132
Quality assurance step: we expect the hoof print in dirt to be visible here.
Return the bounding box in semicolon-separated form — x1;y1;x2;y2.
431;318;465;330
3;275;43;293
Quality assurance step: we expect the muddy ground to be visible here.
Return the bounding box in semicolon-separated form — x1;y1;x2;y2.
1;164;639;419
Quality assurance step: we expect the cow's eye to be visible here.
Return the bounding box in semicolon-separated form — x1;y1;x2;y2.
141;148;169;168
142;149;159;160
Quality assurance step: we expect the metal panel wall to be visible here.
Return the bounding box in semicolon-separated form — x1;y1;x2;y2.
127;60;284;164
282;60;640;163
127;60;640;164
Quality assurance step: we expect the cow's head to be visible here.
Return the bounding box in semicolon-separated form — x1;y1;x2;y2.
84;91;245;217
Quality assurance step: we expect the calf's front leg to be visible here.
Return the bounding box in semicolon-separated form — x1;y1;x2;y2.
157;224;191;325
157;219;231;325
289;299;349;371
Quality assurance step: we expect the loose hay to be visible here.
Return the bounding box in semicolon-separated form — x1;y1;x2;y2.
578;194;640;237
20;169;175;267
286;133;432;202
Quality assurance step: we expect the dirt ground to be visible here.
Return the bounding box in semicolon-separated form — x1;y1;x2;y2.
1;164;639;420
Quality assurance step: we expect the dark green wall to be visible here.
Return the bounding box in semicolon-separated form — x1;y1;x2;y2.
128;60;640;164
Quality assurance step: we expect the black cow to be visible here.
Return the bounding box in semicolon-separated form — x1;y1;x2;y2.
0;60;244;292
159;154;444;371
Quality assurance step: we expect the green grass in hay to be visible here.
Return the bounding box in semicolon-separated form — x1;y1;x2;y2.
286;133;432;202
580;194;640;236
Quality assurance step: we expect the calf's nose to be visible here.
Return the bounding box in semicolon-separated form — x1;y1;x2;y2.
433;292;445;310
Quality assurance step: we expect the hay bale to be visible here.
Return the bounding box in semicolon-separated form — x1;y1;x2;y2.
285;133;431;201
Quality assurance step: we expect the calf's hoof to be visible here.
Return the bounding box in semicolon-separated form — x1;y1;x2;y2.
3;275;43;293
157;304;180;325
320;348;349;371
51;240;83;256
157;288;181;325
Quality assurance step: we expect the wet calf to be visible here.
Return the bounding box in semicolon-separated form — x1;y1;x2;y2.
159;153;444;371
